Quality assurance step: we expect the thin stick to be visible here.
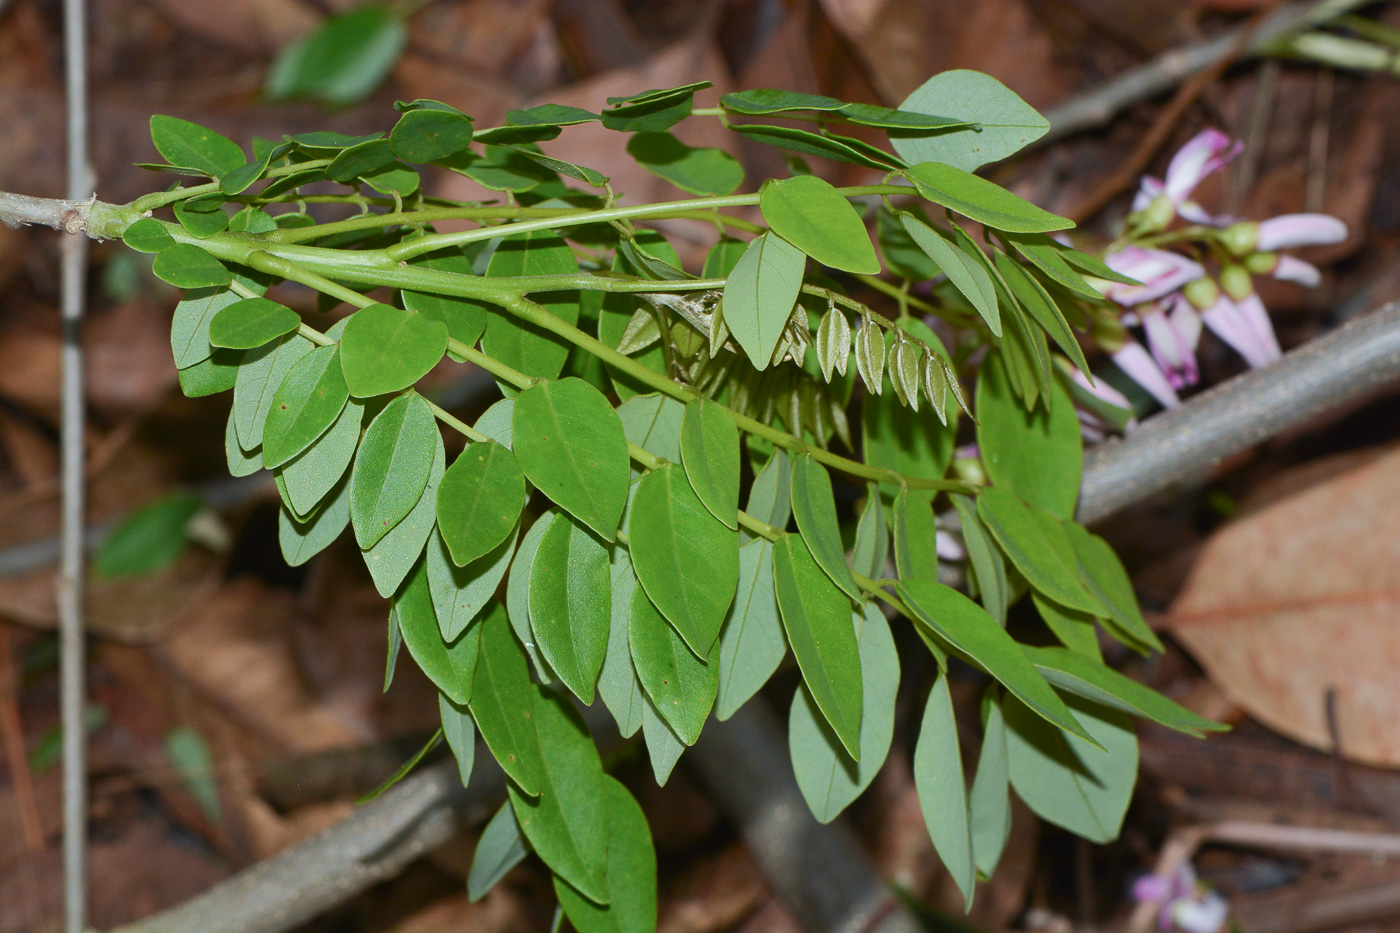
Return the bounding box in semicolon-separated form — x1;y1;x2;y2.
59;1;90;931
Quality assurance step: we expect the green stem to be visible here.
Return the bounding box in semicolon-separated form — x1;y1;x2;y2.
130;158;335;213
425;398;487;443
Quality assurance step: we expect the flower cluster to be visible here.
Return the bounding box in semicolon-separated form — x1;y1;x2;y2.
1095;129;1347;409
1133;862;1229;933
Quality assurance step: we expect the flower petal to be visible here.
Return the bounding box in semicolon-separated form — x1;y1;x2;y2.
1270;254;1321;287
1255;213;1348;251
1162;129;1242;203
1133;176;1165;213
1143;299;1202;390
1103;247;1206;305
1201;293;1281;369
1113;341;1181;409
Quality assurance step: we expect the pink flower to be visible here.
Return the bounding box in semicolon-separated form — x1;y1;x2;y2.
1200;292;1281;369
1103;248;1205;306
1266;254;1321;287
1133;129;1243;224
1113;340;1181;409
1133;863;1229;933
1255;213;1348;251
1069;365;1137;441
1141;295;1202;390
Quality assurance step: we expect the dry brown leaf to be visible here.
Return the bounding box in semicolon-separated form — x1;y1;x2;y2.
1168;443;1400;766
144;0;317;53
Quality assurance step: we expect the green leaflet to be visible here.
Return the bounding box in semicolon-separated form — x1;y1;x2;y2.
94;493;201;578
468;802;530;902
153;244;232;289
179;349;240;398
385;611;402;693
438;693;476;787
124;218;174;254
208;297;300;350
976;487;1103;615
512;378;630;541
508;688;609;905
233;333;315;450
225;410;262;478
627;131;743;196
473;398;515;448
470;602;544;796
849;488;889;580
482;232;580;383
640;692;686;786
896;579;1093;744
759;175;880;274
1035;592;1101;659
1005;232;1109;302
393;560;480;705
262;345;350;469
349;393;436;549
505;511;558;683
790;455;861;601
906;161;1070;234
617;394;685;480
554;776;658;933
1004;694;1137;844
722;232;805;370
891;70;1048;172
992;249;1091;376
970;693;1012;878
1025;646;1225;737
790;604;897;823
914;674;976;911
951;494;1007;625
170;287;238;369
598;544;646;738
389;107;474;163
356;730;442;803
426;525;517;642
278;472;351;567
772;534;863;760
361;425;444;597
976;350;1081;520
892;487;940;582
629;587;718;746
715;539;785;720
265;4;406;108
436;440;527;567
629;464;739;658
402;250;489;355
901;214;1000;336
727;122;901;170
529;514;611;705
339;303;448;398
680;398;740;529
149;114;244;177
743;449;792;538
1061;522;1165;653
277;397;364;518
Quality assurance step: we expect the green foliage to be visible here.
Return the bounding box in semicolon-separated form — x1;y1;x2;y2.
126;70;1230;916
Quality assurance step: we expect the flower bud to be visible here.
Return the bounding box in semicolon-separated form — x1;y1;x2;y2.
1220;263;1253;301
1243;250;1278;275
1137;193;1176;233
1182;276;1221;311
952;454;988;486
1219;221;1259;257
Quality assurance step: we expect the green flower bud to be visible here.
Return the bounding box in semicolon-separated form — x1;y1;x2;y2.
1182;275;1221;310
1220;263;1253;301
953;455;988;487
1243;250;1278;275
1220;221;1260;257
1137;193;1176;234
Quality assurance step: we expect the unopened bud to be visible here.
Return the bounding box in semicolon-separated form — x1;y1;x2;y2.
1220;264;1253;301
1220;221;1260;257
1182;276;1221;311
952;455;988;487
1243;250;1278;275
1137;194;1176;234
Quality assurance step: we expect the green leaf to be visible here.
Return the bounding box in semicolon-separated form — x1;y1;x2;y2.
892;486;941;582
163;726;222;824
720;232;805;370
900;215;1000;335
896;579;1093;743
850;489;889;582
149;115;244;178
744;449;792;536
790;455;861;601
505;103;600;127
970;693;1012;878
469;802;530;902
1026;646;1224;737
976;353;1082;519
170;287;238;369
951;494;1007;625
555;777;658;933
473;398;515;448
178;350;240;397
123;218;176;253
759;175;880;274
508;688;609;904
278;471;352;567
727;123;901;170
891;70;1048;172
529;514;611;704
627;132;743;196
325;138;396;182
173;197;230;238
262;345;349;469
506;512;558;683
265;4;407;107
720;89;846;114
402;251;488;353
1061;523;1165;654
361;161;420;197
629;587;718;745
1005;233;1108;302
906;161;1070;234
482;232;580;382
838;102;970;130
340;304;448;398
349;393;437;549
277;397;363;517
1035;592;1101;659
629;464;739;657
772;534;862;759
617;394;685;480
436;440;526;567
703;235;748;279
640;693;686;786
1004;694;1137;844
914;674;975;910
426;525;516;641
715;540;785;720
225;408;262;477
233;333;314;450
512;378;629;540
993;250;1091;376
977;487;1102;615
601;82;710;132
94;493;201;578
599;544;646;738
790;604;897;822
439;693;476;787
470;602;544;796
394;559;479;705
680;399;740;529
221;156;276;197
361;425;444;597
357;729;442;803
501;145;608;188
153;244;232;289
390;108;474;163
208;297;300;351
